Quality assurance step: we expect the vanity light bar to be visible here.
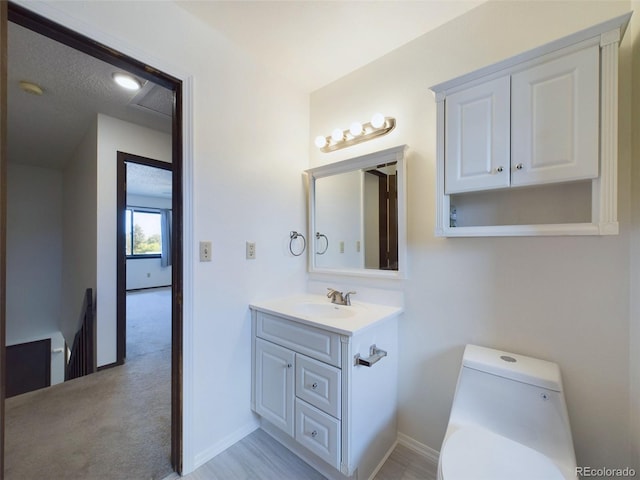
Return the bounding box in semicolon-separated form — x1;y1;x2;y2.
315;114;396;153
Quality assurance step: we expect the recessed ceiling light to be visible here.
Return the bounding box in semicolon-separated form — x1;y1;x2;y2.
19;80;43;96
112;72;142;91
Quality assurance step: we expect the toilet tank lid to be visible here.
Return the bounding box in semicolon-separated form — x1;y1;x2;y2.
462;344;563;392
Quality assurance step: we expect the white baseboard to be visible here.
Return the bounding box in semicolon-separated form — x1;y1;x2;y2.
396;432;440;467
193;421;260;470
368;440;398;480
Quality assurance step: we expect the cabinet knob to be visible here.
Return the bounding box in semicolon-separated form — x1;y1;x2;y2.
286;363;292;368
312;382;318;389
516;163;524;170
311;430;318;438
496;166;504;173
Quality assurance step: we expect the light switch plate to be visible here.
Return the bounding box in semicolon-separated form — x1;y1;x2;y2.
246;241;256;260
200;241;212;262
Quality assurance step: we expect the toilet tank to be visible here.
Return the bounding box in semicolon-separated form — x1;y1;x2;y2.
449;345;576;468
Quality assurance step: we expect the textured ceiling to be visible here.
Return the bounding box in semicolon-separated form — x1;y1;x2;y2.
127;162;172;199
8;22;172;173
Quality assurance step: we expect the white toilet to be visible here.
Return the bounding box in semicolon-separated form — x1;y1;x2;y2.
438;344;578;480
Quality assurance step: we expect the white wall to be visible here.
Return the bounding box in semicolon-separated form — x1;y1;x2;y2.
6;163;62;344
126;194;172;290
629;0;640;471
24;2;310;471
127;193;171;210
315;170;363;269
310;0;634;472
61;120;97;349
126;258;171;290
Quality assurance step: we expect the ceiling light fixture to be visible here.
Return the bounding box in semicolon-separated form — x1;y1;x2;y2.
112;72;142;91
19;80;44;96
315;113;396;153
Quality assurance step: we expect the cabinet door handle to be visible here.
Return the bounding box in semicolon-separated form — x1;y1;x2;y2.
516;163;524;170
311;430;318;438
495;166;504;173
286;363;292;368
312;382;318;389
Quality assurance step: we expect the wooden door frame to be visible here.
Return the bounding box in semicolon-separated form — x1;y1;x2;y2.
116;152;173;365
3;3;184;474
0;2;8;476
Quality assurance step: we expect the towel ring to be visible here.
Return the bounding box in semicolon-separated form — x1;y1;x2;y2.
315;232;329;255
289;231;306;257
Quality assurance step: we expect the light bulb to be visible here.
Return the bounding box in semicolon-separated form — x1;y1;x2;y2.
349;122;363;136
314;135;328;149
331;128;345;142
112;72;142;91
371;113;386;129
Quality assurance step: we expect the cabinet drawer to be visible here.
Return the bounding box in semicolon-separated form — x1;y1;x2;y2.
256;312;341;367
296;354;341;419
295;399;341;469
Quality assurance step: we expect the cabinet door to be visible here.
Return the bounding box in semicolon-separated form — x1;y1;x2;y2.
511;45;599;186
255;338;295;437
445;75;511;194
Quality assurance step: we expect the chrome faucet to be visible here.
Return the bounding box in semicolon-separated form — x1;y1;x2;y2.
326;288;356;306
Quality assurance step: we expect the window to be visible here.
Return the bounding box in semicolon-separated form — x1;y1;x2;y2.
126;208;163;257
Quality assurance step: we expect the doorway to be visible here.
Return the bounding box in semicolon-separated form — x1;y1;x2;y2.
117;153;173;365
3;2;184;474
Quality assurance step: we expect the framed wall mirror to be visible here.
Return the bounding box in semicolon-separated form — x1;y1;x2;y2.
305;145;407;279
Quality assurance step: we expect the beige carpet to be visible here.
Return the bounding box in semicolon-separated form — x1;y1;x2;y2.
4;288;173;479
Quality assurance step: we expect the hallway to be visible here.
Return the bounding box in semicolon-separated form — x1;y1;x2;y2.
4;288;172;479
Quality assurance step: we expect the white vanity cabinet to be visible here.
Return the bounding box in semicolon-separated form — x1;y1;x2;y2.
250;297;400;480
432;13;631;236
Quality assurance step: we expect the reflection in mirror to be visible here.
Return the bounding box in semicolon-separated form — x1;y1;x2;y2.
306;145;407;278
315;162;397;270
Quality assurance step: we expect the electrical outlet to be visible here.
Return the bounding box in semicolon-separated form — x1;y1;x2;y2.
340;241;345;253
200;241;212;262
246;241;256;260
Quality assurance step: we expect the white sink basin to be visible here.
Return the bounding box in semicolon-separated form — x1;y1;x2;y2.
293;302;358;319
251;294;403;335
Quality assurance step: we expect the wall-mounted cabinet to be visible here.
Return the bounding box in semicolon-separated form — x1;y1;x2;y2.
431;13;631;237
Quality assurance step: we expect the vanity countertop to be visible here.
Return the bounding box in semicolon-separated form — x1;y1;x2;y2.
249;294;402;336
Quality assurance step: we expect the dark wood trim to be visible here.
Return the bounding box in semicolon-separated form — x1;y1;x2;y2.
171;77;184;475
7;2;184;475
118;151;172;171
0;2;8;477
127;285;172;293
375;172;399;271
378;176;388;268
116;152;127;365
96;361;119;372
